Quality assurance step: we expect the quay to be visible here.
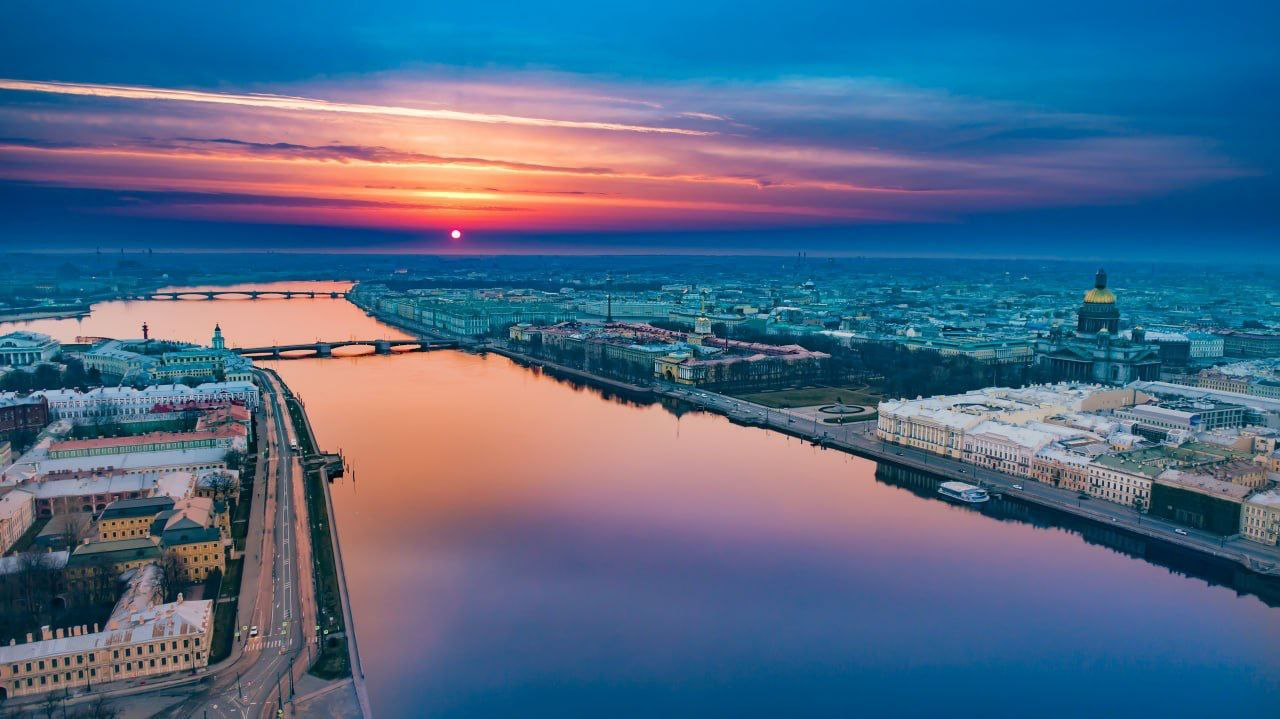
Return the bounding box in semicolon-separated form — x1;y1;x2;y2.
657;383;1280;577
346;297;1280;578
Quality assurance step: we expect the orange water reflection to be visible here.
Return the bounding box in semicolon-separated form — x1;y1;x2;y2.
5;285;1279;717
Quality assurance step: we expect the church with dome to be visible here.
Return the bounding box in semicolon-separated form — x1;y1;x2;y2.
1033;268;1161;385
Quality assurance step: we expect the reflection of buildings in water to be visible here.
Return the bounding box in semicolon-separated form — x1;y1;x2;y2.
872;461;1280;607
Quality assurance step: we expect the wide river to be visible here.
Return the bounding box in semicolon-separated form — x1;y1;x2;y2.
5;282;1280;718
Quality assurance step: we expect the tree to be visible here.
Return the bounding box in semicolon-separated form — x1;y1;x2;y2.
222;449;248;474
60;515;88;551
84;696;120;719
155;550;186;603
203;470;240;502
38;689;62;719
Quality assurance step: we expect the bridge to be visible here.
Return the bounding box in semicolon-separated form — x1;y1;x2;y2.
233;338;457;359
135;289;348;301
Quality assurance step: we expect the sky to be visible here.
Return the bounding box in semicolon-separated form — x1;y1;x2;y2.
0;1;1277;257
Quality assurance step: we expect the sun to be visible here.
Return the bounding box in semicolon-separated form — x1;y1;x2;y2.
450;229;462;240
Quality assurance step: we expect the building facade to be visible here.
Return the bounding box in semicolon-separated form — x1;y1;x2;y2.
0;332;59;367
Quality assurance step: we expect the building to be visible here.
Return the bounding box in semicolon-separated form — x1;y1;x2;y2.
17;470;199;517
1218;331;1280;359
0;489;35;553
0;332;59;367
46;426;245;460
96;496;176;541
876;384;1141;459
152;497;226;582
901;334;1034;366
1149;470;1251;535
0;395;49;442
0;577;212;700
1113;398;1247;436
30;382;259;424
1087;453;1159;510
1241;489;1280;546
62;538;163;597
1033;269;1161;385
1195;361;1280;400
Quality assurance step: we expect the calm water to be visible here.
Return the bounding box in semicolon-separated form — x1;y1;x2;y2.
7;283;1280;718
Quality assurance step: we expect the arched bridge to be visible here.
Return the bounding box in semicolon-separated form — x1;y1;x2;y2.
233;339;456;359
136;290;348;301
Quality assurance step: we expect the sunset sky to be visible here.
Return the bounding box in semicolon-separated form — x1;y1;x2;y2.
1;1;1276;255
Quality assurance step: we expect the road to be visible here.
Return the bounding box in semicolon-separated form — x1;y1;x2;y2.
152;370;321;719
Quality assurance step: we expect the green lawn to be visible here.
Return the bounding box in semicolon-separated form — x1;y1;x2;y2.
733;384;883;409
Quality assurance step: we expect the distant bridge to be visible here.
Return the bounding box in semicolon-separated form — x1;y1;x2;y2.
233;338;457;359
136;290;348;301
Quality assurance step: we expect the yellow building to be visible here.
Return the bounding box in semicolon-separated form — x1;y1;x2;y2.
95;496;175;541
0;596;212;700
1241;490;1280;546
154;498;226;582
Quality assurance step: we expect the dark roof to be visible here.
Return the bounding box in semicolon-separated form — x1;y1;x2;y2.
160;526;222;546
67;538;161;567
99;496;175;521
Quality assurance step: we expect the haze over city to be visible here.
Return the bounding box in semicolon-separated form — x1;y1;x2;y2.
1;3;1279;719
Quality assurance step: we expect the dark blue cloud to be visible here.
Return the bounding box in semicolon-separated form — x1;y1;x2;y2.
1;0;1276;253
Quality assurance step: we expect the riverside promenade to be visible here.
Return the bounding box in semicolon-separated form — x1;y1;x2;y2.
657;382;1280;576
347;296;1280;577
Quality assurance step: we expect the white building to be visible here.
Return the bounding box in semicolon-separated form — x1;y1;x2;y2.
29;382;259;424
877;383;1140;459
0;332;59;367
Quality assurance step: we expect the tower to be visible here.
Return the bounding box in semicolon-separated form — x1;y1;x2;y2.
694;288;712;338
141;322;149;341
1077;267;1120;335
605;273;613;323
211;324;225;350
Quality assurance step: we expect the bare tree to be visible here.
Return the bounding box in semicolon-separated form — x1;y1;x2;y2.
15;552;56;623
221;449;248;474
155;550;186;603
202;470;240;502
83;696;118;719
60;515;87;551
38;690;61;719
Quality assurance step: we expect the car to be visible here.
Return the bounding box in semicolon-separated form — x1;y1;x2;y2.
1174;528;1189;536
958;469;967;474
1077;493;1091;500
1011;484;1023;490
895;451;903;456
249;626;259;637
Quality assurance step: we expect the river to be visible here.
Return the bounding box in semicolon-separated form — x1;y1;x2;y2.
5;282;1280;718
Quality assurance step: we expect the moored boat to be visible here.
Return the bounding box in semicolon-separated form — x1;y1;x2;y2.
938;481;990;504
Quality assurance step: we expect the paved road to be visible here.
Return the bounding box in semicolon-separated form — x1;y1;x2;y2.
150;371;320;719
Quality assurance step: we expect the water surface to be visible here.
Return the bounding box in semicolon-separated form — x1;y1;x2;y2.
7;283;1279;718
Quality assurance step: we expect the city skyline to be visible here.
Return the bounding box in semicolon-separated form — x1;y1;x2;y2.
2;1;1277;257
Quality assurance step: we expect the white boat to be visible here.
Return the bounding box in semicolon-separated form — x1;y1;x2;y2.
938;481;989;504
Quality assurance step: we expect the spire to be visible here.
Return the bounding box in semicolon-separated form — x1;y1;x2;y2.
605;274;613;323
1095;267;1107;290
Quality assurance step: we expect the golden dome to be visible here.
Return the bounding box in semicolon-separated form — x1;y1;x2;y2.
1083;287;1115;304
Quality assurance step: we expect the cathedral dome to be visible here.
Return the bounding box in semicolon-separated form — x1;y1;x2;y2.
1083;287;1115;304
1082;267;1114;304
